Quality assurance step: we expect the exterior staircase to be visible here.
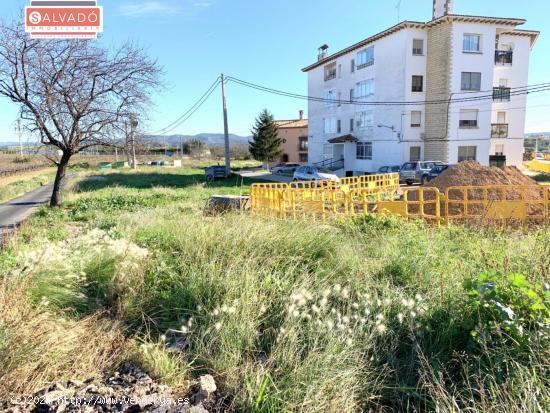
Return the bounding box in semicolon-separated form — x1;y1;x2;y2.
314;158;344;172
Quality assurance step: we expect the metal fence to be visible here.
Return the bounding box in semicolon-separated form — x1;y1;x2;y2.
250;179;550;227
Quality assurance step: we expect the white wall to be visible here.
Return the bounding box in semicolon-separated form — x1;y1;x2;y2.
307;20;533;172
308;27;429;174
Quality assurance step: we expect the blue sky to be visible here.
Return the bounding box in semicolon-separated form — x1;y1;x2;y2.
1;0;549;142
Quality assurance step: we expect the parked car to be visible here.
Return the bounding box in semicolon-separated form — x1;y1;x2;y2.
271;163;300;175
293;165;340;182
378;165;401;174
400;161;445;185
427;164;451;182
536;152;545;160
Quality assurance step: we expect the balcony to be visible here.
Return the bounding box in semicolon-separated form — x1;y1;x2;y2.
491;123;509;138
298;142;308;152
493;87;511;102
495;50;513;65
324;72;336;81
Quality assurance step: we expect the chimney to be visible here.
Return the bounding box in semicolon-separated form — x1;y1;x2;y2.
433;0;453;19
317;44;329;61
299;110;304;120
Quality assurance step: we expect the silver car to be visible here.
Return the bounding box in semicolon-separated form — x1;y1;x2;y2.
400;161;444;185
293;165;340;182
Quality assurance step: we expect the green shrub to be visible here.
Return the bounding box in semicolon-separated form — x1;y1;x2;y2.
465;272;550;353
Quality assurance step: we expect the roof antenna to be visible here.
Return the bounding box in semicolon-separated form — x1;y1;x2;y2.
395;0;402;22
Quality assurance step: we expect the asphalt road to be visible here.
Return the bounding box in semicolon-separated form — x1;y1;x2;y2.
0;183;53;240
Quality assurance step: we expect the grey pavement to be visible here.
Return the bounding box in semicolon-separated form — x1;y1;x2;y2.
0;183;53;241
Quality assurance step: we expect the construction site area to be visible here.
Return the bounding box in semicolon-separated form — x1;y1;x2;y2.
250;161;550;227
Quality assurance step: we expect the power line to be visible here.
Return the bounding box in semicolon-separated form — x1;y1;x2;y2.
147;77;221;135
228;76;550;106
226;76;550;107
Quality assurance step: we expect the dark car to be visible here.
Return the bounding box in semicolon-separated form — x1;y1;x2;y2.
378;165;401;174
427;164;451;182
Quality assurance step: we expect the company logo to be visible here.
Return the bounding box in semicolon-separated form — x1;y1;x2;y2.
25;0;103;39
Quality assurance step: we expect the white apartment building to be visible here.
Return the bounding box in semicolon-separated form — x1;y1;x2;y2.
302;0;539;175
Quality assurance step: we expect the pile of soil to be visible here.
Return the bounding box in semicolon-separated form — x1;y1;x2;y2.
424;161;539;192
410;161;547;221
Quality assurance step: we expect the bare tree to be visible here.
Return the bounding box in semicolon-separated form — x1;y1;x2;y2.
0;17;162;206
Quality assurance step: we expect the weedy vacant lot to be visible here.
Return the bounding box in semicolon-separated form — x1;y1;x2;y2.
0;162;549;412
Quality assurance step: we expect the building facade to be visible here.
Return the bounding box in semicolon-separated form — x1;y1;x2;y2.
302;0;538;175
275;111;309;164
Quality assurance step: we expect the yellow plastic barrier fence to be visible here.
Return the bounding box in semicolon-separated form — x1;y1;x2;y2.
528;160;550;173
444;185;549;226
250;173;400;220
250;180;550;227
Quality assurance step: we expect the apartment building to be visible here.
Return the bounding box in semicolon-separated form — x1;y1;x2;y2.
275;111;309;164
302;0;539;175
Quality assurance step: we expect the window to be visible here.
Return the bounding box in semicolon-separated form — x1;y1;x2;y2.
410;146;421;161
461;72;481;91
338;64;342;79
349;118;354;132
298;136;308;151
495;145;504;156
351;59;355;73
411;111;422;127
401;162;417;171
413;39;424;55
355;79;375;98
299;153;308;163
459;109;479;128
356;46;374;68
356;111;374;129
497;111;506;124
356;142;373;160
349;89;354;102
325;89;336;107
337;119;342;133
458;146;477;162
463;34;481;52
412;75;423;92
324;118;337;134
337;91;342;107
324;63;337;81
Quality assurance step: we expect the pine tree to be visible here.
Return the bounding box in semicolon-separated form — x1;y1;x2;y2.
249;109;282;169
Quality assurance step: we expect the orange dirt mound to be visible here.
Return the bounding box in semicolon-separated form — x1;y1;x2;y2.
424;161;538;192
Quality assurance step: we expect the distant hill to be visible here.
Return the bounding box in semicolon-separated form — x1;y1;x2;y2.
525;132;550;138
144;133;250;147
0;141;20;147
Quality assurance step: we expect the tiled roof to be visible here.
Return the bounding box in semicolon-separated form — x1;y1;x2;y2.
302;14;530;72
275;119;308;129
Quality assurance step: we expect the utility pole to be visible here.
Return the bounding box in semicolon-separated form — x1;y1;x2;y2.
16;119;23;157
221;73;231;175
130;117;138;169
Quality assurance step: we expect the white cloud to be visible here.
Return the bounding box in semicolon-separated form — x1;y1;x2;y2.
118;1;183;18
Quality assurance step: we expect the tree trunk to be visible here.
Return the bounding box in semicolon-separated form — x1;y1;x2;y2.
50;151;71;207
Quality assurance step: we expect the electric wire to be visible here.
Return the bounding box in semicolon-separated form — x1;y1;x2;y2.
146;77;221;135
225;75;550;107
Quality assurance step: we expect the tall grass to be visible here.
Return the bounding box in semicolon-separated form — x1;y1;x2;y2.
0;166;548;411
